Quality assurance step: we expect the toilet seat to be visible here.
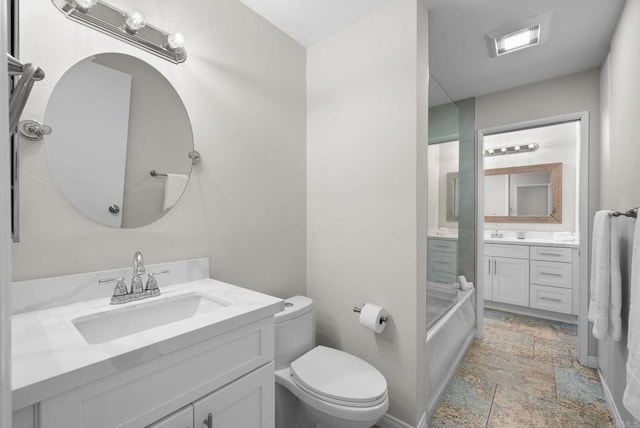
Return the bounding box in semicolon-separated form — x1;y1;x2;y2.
290;346;388;408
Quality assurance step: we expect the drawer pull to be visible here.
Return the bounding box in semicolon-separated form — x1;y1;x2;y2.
540;296;563;303
204;413;213;428
435;245;449;248
539;252;562;257
435;261;449;264
540;272;563;277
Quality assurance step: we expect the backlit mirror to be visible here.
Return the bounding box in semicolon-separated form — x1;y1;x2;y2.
484;162;562;223
44;53;194;228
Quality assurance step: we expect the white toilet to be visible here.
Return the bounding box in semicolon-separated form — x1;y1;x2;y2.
274;296;389;428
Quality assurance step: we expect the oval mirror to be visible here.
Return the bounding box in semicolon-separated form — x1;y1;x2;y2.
44;53;194;228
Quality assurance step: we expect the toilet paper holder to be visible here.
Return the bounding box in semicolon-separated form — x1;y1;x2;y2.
353;305;388;324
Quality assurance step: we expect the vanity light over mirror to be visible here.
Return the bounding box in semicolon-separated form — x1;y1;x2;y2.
44;53;194;228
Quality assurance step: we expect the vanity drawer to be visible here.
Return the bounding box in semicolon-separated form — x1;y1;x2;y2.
428;239;457;254
530;246;572;262
484;244;529;260
530;284;572;314
147;405;194;428
427;270;457;285
428;251;457;274
530;260;572;288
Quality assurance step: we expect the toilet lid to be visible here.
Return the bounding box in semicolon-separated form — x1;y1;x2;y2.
290;346;387;406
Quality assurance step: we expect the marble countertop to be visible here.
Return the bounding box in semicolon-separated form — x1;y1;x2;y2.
484;237;579;248
428;235;459;241
12;278;284;410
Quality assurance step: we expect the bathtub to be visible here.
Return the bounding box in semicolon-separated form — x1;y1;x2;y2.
425;286;476;422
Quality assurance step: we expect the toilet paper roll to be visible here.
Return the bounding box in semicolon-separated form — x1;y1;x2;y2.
359;303;388;333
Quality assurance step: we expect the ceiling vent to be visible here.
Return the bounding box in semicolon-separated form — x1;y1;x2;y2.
486;13;551;58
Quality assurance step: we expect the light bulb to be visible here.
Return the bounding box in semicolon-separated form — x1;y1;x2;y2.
125;9;146;33
528;143;535;149
514;145;520;151
167;33;185;51
501;147;507;153
488;149;494;154
75;0;98;10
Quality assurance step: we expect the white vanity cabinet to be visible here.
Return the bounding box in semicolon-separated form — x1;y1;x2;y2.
147;362;274;428
529;246;574;314
484;242;579;316
15;316;276;428
147;405;194;428
427;238;458;285
192;363;274;428
484;244;530;306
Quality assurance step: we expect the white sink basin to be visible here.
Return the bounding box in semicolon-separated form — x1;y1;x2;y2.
72;293;228;344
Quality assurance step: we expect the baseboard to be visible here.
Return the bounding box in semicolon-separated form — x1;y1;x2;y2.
485;301;578;324
416;412;427;428
599;368;624;426
583;355;599;369
379;412;426;428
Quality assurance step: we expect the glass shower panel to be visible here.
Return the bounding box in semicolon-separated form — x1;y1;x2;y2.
427;74;460;328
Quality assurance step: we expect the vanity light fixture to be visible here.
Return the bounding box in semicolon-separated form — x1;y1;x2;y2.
486;13;551;58
50;0;187;63
124;9;146;34
484;143;539;157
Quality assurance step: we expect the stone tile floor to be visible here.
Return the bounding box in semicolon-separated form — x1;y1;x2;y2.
430;309;613;427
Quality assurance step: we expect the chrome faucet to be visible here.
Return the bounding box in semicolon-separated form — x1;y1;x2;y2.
491;225;504;239
99;251;169;304
131;251;145;294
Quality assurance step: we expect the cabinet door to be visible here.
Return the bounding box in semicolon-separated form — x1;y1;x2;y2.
147;405;193;428
193;362;274;428
483;256;493;300
492;257;529;306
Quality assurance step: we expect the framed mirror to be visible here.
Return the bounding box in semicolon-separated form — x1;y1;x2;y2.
446;172;458;222
484;162;562;223
44;53;194;228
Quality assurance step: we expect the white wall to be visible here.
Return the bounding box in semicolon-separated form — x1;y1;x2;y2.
476;68;600;233
1;1;13;424
599;0;640;423
15;0;307;299
306;0;428;424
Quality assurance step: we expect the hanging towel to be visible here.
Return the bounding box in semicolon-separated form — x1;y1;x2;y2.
588;211;611;340
624;214;640;420
162;173;189;211
609;217;623;341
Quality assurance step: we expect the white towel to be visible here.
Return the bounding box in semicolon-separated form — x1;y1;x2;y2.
162;173;189;211
588;211;611;340
624;215;640;420
609;218;623;341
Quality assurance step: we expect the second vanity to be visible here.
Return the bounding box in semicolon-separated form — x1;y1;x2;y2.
483;236;579;318
11;258;283;428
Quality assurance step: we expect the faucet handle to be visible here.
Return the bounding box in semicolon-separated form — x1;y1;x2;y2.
99;277;128;297
145;270;170;291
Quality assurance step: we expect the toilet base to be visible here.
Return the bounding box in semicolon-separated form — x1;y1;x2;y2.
298;401;382;428
277;382;382;428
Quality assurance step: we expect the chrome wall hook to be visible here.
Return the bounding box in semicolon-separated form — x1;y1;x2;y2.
18;120;52;141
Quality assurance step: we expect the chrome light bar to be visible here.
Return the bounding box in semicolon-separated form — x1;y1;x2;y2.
50;0;186;64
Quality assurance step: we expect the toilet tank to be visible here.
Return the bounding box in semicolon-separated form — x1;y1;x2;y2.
274;295;315;370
